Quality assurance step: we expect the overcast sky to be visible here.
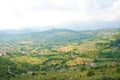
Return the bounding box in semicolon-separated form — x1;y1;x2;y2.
0;0;120;30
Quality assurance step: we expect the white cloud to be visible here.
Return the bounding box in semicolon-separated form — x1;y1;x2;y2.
92;0;120;21
0;0;119;29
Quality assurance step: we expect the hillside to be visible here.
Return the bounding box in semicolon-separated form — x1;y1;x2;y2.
0;28;120;80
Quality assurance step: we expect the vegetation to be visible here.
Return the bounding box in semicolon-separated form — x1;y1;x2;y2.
0;28;120;80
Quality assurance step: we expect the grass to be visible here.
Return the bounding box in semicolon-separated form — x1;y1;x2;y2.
11;56;47;64
2;67;120;80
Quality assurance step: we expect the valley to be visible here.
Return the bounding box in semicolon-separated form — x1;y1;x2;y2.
0;28;120;80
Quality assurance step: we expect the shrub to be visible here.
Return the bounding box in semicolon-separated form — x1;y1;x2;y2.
87;70;95;76
101;75;115;80
116;67;120;73
80;66;86;71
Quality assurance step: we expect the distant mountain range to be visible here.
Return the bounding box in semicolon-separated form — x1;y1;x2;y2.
0;21;120;32
51;21;120;31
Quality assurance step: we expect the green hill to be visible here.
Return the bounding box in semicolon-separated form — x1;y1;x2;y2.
0;28;120;80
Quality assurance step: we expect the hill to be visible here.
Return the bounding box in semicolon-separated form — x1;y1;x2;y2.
0;28;120;80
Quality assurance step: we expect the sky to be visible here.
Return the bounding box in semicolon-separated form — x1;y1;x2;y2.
0;0;120;30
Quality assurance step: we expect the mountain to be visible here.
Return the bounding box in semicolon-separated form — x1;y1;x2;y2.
1;21;120;31
35;21;120;31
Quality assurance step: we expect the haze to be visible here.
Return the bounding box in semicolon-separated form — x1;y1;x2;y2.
0;0;120;30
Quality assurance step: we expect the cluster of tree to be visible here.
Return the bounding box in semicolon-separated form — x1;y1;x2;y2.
96;33;120;58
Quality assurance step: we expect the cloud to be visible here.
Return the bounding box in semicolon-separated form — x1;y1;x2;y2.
0;0;119;29
92;0;120;21
95;0;116;9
